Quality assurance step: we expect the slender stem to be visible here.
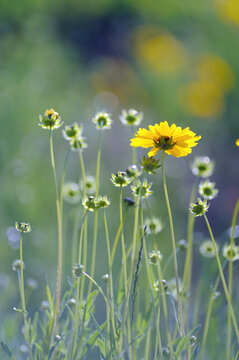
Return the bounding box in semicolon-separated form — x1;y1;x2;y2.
182;179;198;300
49;130;62;336
110;208;128;267
200;261;226;360
227;198;239;360
144;327;151;360
161;151;185;338
88;129;102;295
19;236;33;360
59;148;71;211
140;203;163;359
203;214;239;344
103;211;117;346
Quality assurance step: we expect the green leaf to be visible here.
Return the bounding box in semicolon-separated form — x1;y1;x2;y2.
0;341;16;360
46;285;54;315
190;344;200;360
175;325;201;358
48;336;63;360
96;338;106;357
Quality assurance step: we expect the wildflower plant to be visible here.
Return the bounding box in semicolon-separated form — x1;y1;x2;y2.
191;156;214;178
131;179;153;198
119;108;143;126
38;108;63;130
199;240;218;258
92;111;113;130
199;179;218;200
111;171;133;187
190;198;209;216
139;155;161;174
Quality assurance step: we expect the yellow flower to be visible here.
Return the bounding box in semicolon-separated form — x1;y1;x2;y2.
236;139;239;147
130;121;201;157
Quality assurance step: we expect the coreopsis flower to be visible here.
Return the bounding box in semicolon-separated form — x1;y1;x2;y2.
131;179;153;198
199;179;218;200
95;195;111;209
191;156;214;178
199;240;218;258
130;121;201;157
144;217;163;235
189;198;209;217
62;123;83;141
222;244;239;261
119;109;143;126
111;171;133;187
149;250;163;265
72;264;84;278
80;175;96;194
15;222;32;233
126;165;141;178
39;109;63;130
236;139;239;147
63;182;81;204
92;111;113;130
140;156;161;174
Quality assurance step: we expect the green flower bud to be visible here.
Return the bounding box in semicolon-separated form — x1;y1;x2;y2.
144;217;163;235
131;179;153;198
102;274;109;283
95;195;111;209
191;156;214;178
62;123;83;140
199;240;218;258
82;196;97;212
111;171;133;187
12;259;24;272
199;179;218;200
63;182;81;204
80;175;96;195
92;111;113;130
39;109;63;130
222;243;239;261
15;221;32;233
189;198;209;217
139;156;161;174
148;250;163;265
119;109;143;126
72;264;84;278
126;165;141;178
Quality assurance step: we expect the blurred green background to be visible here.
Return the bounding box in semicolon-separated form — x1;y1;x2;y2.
1;0;239;357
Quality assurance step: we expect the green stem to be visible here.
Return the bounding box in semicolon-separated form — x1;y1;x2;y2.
162;151;185;338
88;129;102;294
140;203;163;359
227;198;239;360
200;261;226;360
203;214;239;344
110;208;128;267
144;327;151;360
49;130;62;336
59;148;71;211
20;236;33;360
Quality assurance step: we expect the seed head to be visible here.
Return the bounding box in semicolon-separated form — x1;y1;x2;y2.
189;198;209;217
111;171;133;188
199;179;218;200
148;250;163;265
222;243;239;261
191;156;214;178
92;111;113;130
119;109;143;126
131;179;153;198
15;221;32;233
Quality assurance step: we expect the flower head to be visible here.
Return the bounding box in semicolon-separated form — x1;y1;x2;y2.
63;182;81;204
167;278;183;300
199;240;218;258
131;179;153;198
72;264;84;278
119;109;143;126
191;156;214;178
130;121;201;157
222;244;239;262
199;179;218;200
92;111;113;130
140;156;161;174
144;217;163;235
15;221;32;233
39;109;63;130
95;195;111;209
69;137;88;151
82;196;97;212
189;198;209;217
149;250;163;265
62;123;83;140
126;165;141;178
12;259;24;272
236;139;239;147
111;171;133;188
80;175;96;195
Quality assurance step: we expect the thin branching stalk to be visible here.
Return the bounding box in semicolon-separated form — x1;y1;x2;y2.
203;214;239;344
88;128;102;295
19;236;33;360
227;198;239;360
49;129;62;336
200;261;226;360
161;151;185;338
140;203;163;359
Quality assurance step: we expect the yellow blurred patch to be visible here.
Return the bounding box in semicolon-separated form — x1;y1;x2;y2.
196;54;234;92
215;0;239;25
134;26;187;73
179;80;224;118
